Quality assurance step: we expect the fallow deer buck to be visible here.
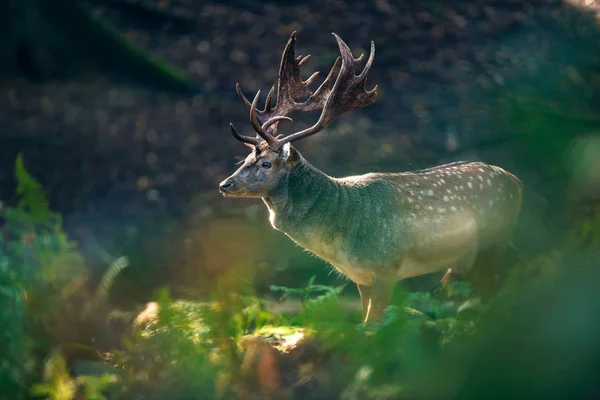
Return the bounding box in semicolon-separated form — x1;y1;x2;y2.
219;32;523;323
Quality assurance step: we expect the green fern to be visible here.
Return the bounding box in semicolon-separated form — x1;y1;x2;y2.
29;351;77;400
93;256;129;306
13;153;58;227
270;275;347;311
2;155;90;398
29;350;116;400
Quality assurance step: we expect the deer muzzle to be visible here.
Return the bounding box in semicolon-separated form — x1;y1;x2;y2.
219;178;235;196
219;176;250;197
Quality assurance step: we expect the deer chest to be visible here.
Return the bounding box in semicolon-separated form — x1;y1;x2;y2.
286;229;377;285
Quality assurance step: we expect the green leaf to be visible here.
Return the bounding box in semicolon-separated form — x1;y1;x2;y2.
13;153;58;227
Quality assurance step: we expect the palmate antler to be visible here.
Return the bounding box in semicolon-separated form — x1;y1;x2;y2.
230;31;378;149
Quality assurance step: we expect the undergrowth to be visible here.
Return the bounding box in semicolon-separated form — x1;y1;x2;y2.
0;155;126;400
2;154;599;400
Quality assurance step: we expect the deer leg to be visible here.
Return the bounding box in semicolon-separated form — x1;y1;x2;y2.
440;246;478;288
357;283;372;322
363;278;397;323
440;268;453;288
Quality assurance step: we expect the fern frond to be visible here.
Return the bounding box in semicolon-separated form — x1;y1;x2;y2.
94;256;129;305
83;256;129;317
13;153;58;226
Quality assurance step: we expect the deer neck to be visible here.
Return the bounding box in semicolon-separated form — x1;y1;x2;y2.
263;159;341;234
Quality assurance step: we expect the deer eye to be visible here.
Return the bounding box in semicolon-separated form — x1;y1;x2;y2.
261;161;272;169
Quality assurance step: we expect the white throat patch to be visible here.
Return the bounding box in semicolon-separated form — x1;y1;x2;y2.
282;142;292;162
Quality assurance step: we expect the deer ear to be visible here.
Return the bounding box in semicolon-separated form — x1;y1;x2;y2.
282;143;299;165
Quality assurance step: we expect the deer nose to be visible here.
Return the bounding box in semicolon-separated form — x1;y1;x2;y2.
219;179;233;193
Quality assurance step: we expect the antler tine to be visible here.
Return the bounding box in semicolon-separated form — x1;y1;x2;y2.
277;33;377;145
250;91;278;146
275;32;315;111
239;83;278;119
331;33;377;99
307;56;341;103
264;85;276;113
235;83;252;107
262;116;293;132
359;40;376;81
298;55;311;67
230;123;260;146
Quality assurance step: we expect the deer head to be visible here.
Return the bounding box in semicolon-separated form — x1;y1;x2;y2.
219;31;377;198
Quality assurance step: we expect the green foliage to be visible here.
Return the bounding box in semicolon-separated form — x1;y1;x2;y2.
3;154;597;399
85;256;129;314
109;283;283;399
0;258;32;397
4;154;85;288
110;289;221;399
29;350;116;400
232;294;285;337
270;275;347;311
266;278;482;396
75;374;118;400
29;351;77;400
571;203;600;249
0;161;288;400
500;204;600;296
0;155;59;397
13;153;53;225
0;155;89;398
83;193;598;399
